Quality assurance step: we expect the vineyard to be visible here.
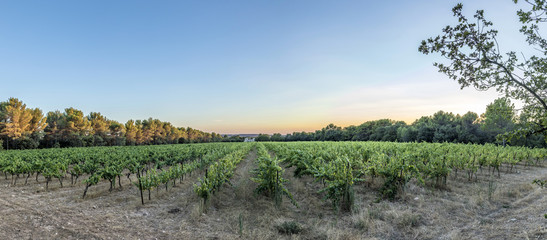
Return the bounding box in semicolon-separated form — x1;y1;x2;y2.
0;142;546;239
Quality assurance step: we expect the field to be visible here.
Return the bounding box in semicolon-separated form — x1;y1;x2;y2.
0;142;546;239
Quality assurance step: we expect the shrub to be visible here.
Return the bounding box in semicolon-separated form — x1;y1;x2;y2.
276;221;303;235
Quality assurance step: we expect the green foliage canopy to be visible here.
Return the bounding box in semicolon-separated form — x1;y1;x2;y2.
419;1;547;143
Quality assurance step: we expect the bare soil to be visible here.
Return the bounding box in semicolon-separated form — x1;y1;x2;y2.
0;152;545;240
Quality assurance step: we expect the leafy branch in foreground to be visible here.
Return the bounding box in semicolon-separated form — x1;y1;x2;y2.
419;2;547;143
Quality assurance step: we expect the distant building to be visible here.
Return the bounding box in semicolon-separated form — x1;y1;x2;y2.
244;137;255;142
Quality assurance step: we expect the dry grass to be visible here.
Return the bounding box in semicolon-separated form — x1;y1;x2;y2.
0;154;545;239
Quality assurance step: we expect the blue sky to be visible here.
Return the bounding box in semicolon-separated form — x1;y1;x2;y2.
0;1;529;134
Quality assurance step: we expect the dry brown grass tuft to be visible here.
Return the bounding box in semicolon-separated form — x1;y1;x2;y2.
189;202;203;223
0;151;545;240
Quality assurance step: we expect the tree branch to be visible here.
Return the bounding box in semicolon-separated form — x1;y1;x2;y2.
482;55;547;111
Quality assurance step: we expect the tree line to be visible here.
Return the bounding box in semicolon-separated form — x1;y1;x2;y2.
0;97;226;150
419;1;546;148
256;98;547;148
2;96;544;150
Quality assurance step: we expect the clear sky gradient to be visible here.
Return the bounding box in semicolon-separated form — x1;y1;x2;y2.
0;1;529;134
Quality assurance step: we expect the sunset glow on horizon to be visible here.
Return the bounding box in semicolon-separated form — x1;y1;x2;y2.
0;0;525;135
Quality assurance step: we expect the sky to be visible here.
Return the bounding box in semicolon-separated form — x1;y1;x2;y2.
0;0;533;134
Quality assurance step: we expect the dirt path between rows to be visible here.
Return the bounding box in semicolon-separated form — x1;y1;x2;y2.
444;165;547;240
0;153;545;239
0;160;207;239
